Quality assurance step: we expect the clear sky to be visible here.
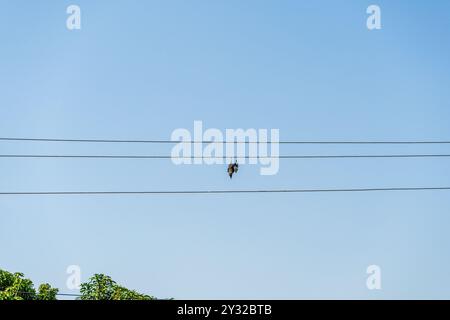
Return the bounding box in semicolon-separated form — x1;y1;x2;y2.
1;0;450;299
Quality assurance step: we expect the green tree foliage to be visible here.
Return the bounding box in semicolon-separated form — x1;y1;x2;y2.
0;269;156;300
79;274;155;300
37;283;59;300
0;269;58;300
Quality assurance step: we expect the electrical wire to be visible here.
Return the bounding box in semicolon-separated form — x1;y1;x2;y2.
1;154;450;159
2;137;450;144
0;187;449;195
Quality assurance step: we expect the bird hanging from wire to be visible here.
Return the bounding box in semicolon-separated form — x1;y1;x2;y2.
227;160;239;179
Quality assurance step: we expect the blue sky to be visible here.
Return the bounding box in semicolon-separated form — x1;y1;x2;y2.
1;0;450;299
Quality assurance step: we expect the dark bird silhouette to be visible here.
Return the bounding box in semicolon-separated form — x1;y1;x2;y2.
227;161;239;179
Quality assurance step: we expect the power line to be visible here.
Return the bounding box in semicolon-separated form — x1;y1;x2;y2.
53;293;82;297
2;137;450;144
1;154;450;159
0;288;169;299
0;187;449;195
0;289;81;297
0;290;164;298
